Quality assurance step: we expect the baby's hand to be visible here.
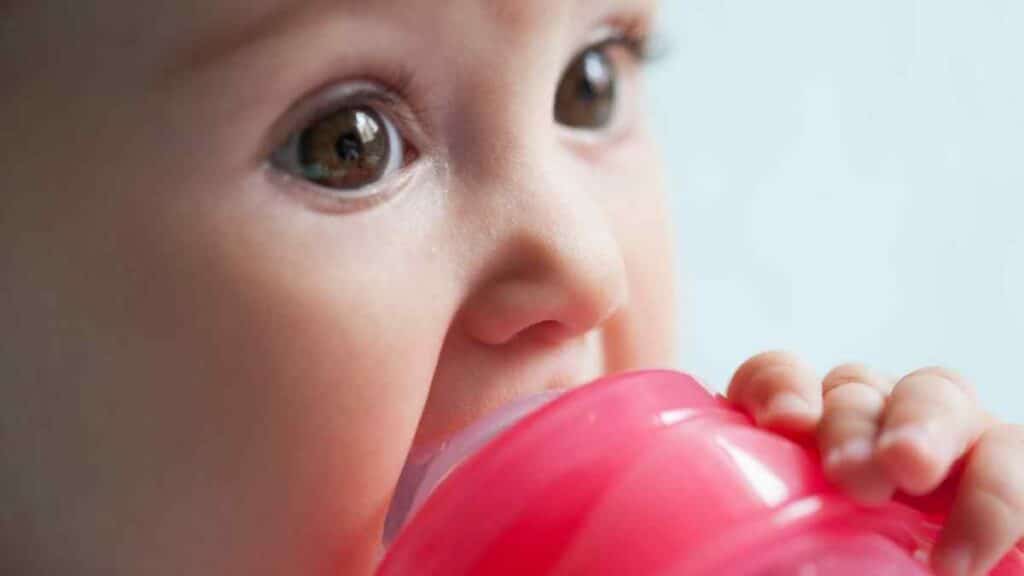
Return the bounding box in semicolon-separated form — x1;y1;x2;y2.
727;351;1023;576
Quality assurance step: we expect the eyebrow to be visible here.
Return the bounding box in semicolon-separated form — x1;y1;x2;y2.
170;0;349;76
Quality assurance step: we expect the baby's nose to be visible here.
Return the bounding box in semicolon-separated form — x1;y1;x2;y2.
458;175;628;347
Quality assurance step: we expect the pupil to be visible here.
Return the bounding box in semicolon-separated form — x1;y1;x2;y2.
336;134;362;162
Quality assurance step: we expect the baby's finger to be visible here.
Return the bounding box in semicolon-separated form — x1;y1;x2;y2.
876;367;986;496
727;351;821;434
818;363;896;503
931;424;1024;576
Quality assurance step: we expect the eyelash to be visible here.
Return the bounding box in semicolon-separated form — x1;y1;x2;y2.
265;78;429;189
277;20;663;133
597;16;668;65
266;20;665;205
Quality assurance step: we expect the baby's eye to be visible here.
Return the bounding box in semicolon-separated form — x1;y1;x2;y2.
271;101;412;194
555;46;618;130
554;30;652;132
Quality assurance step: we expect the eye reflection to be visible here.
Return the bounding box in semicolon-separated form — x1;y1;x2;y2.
298;106;393;190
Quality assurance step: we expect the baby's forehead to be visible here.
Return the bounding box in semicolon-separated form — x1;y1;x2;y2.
5;0;655;81
169;0;656;79
208;0;656;23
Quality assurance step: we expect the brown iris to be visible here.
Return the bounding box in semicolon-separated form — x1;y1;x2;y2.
554;48;617;129
299;106;391;190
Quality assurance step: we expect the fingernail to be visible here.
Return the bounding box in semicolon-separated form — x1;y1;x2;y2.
933;544;973;576
877;420;958;495
878;421;938;454
824;438;874;471
761;392;816;423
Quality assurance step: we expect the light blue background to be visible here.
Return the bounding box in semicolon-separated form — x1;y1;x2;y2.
648;1;1023;421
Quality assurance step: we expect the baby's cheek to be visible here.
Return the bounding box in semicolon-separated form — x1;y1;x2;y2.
119;175;460;575
103;265;431;573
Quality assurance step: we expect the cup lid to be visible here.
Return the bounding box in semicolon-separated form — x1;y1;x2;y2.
378;371;1022;575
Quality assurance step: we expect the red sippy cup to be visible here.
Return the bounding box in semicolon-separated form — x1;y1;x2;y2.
378;370;1024;575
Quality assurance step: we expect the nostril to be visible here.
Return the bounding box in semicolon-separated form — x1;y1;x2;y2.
524;320;571;345
459;234;628;348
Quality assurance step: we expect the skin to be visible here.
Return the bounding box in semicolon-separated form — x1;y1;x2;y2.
0;1;1019;575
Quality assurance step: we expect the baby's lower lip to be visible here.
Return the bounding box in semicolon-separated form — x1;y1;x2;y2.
382;387;568;547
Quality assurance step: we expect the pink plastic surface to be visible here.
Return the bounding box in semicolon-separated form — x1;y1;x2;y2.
378;371;1024;576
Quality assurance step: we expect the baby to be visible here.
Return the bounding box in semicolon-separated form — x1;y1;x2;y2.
0;1;1020;575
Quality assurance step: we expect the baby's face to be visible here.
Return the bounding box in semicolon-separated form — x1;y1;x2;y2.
1;0;674;574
